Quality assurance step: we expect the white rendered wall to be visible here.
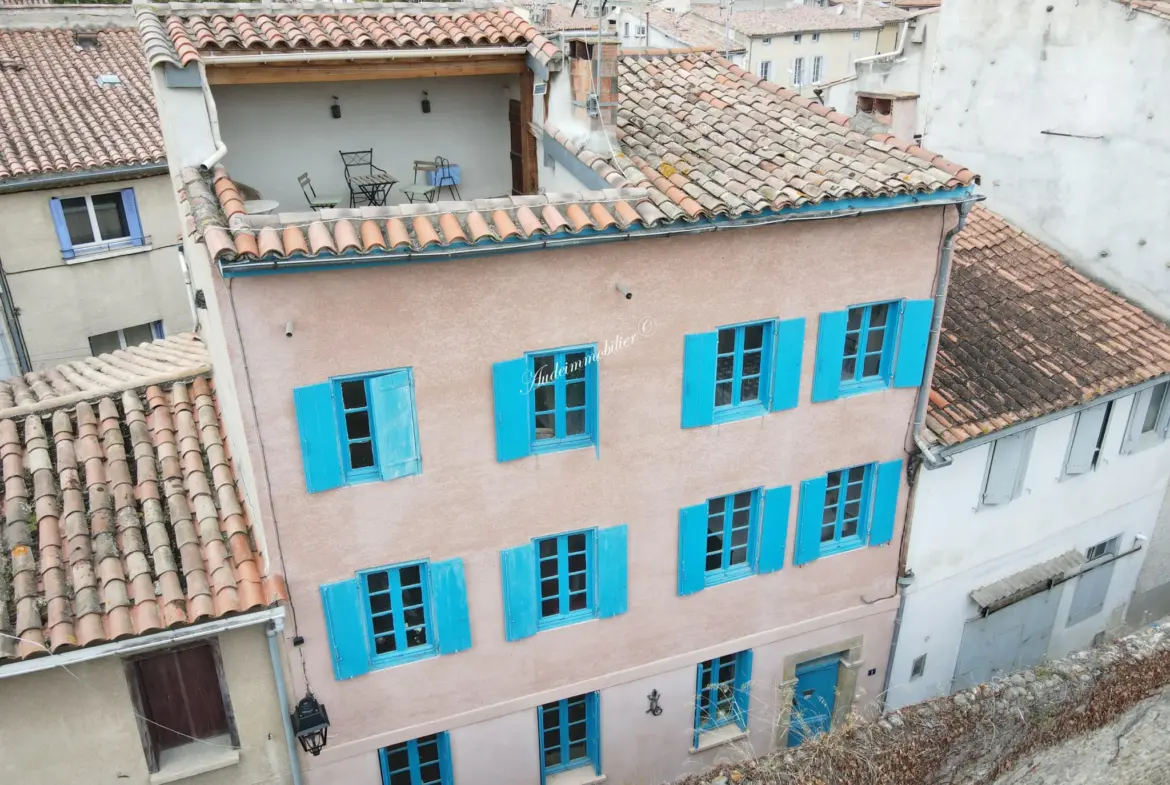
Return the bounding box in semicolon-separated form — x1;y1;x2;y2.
926;0;1170;318
888;392;1170;709
212;75;521;210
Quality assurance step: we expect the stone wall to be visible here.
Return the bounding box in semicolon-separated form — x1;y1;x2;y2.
681;622;1170;785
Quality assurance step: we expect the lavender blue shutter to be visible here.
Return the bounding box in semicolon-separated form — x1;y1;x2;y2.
293;382;344;494
120;188;145;246
811;310;848;402
769;318;805;412
893;299;935;388
320;579;370;680
757;485;791;573
48;198;75;259
431;558;472;655
795;477;827;565
868;459;903;547
677;503;708;595
500;544;538;641
596;524;628;618
492;357;532;462
681;332;717;428
370;370;421;480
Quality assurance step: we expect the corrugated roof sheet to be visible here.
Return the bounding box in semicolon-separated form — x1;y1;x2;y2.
926;207;1170;448
0;28;165;182
970;550;1085;610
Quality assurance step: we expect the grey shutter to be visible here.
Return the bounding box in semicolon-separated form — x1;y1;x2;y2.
1064;403;1109;476
981;431;1031;506
1067;560;1116;626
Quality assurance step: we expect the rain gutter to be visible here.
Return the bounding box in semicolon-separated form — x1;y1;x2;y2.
202;46;529;66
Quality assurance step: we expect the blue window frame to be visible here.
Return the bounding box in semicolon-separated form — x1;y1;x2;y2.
336;375;379;482
537;530;595;630
714;321;772;419
693;650;752;746
49;188;145;260
704;489;759;585
841;302;897;390
361;562;437;666
528;346;597;453
379;733;452;785
821;464;873;554
538;693;600;781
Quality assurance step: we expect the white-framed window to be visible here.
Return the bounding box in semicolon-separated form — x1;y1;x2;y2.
1121;381;1170;454
812;32;821;42
852;30;861;40
980;429;1035;507
88;320;164;356
636;24;646;36
50;189;145;260
812;55;824;84
793;33;802;43
623;21;630;37
759;60;772;80
792;56;805;87
1062;401;1112;478
762;36;772;44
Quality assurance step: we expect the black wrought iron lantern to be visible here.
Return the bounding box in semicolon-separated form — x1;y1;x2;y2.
291;694;330;756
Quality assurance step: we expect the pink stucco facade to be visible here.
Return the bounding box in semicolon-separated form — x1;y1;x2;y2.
196;204;956;783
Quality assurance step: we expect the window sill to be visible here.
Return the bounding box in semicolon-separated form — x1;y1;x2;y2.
150;735;239;785
546;767;606;785
838;379;891;398
690;724;748;754
704;566;754;588
817;537;865;559
537;609;598;632
713;402;768;425
532;437;596;456
370;645;438;670
65;243;152;265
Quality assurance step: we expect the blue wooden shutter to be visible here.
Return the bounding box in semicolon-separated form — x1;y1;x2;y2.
893;299;934;388
370;370;421;480
48;198;75;259
120;188;145;246
587;692;602;774
868;459;903;547
586;352;600;458
794;477;827;565
596;524;628;618
293;382;344;494
769;318;805;412
500;544;538;641
438;733;454;785
431;558;472;655
811;311;848;402
681;332;717;428
757;485;791;574
492;358;532;462
733;649;753;730
677;503;708;595
320;579;370;680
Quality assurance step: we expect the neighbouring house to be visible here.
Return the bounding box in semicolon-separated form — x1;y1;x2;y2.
0;6;194;371
0;334;293;785
519;1;601;35
926;0;1170;631
137;2;977;783
886;206;1170;710
615;5;748;65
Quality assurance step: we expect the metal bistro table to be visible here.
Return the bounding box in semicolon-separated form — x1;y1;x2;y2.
348;173;397;207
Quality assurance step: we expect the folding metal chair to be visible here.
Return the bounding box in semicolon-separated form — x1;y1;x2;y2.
297;173;341;209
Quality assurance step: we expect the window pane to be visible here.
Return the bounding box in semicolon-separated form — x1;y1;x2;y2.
541;598;560;616
374;634;396;654
389;771;413;785
569;592;587;611
539;538;558;558
345;411;371;439
400;565;421;586
367;572;389;593
541;576;559;600
1142;384;1167;433
821;524;835;543
91;192;130;241
743;324;764;350
122;322;155;347
742;351;761;376
369;593;391;614
846;308;863;330
741;377;760;402
406;627;427;647
822;505;836;526
534;412;555;438
416;736;439;761
385;745;410;771
870;303;889;327
544;747;562;767
866;327;886;352
533;354;556;382
568;553;586;573
568;699;587;722
419;763;442;784
566;410;585;436
540;559;558;579
565;353;587;380
844;501;860;521
88;330;121;356
61;197;95;245
825;487;839;507
566;381;586;407
402;588;423;608
717;328;735;353
716;355;734;381
569;741;587;760
534;385;556;412
862;354;882;377
349;441;374;469
708;497;726;515
373;614;394;635
715;381;733;406
734;492;752;508
843;332;859;357
341;380;367;409
568;572;586;593
842;518;858;538
841;357;857;381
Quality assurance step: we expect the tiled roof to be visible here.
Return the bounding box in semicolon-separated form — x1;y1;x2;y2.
184;165;672;262
691;4;883;36
0;336;287;663
925;207;1170;448
1117;0;1170;21
0;28;165;182
136;1;562;70
638;9;747;54
523;3;598;33
829;0;910;23
550;51;975;219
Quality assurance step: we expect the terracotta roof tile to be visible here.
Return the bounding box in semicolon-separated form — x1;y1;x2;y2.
1115;0;1170;21
0;337;286;663
135;2;563;70
925;206;1170;448
0;28;164;182
691;4;889;36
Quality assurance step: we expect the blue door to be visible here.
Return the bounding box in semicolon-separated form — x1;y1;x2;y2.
788;654;840;747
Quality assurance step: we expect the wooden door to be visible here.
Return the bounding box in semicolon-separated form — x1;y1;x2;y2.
508;99;524;196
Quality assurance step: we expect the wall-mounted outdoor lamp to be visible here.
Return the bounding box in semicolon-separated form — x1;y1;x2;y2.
291;694;331;756
421;91;432;114
646;689;663;716
330;96;341;119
